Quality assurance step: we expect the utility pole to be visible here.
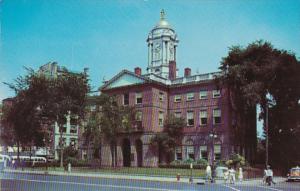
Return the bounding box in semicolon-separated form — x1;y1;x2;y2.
265;103;269;167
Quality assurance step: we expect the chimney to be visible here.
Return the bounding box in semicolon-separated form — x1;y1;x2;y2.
169;61;176;80
134;67;142;76
184;68;191;77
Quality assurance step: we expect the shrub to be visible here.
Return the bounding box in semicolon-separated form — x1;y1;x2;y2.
196;159;208;167
226;153;247;168
170;160;182;165
182;158;195;164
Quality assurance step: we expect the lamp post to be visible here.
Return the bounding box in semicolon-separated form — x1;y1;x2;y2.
209;130;217;183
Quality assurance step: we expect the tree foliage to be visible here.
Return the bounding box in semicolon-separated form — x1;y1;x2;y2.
2;66;90;164
150;114;185;164
219;40;300;168
97;93;136;167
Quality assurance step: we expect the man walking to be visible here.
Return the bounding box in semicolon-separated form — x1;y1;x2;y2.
229;167;236;184
206;165;212;182
266;165;276;186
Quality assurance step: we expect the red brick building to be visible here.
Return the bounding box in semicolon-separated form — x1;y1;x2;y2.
98;10;256;167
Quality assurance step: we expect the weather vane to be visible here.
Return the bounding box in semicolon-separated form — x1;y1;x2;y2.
160;9;165;20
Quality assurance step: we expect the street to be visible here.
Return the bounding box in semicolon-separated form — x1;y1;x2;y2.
1;171;299;191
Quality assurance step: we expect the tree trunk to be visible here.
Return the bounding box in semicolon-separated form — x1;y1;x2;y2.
86;134;91;162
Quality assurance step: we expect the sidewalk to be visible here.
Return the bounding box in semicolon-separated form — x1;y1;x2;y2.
2;168;286;185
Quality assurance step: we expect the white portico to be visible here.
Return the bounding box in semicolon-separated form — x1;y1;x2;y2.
147;10;179;79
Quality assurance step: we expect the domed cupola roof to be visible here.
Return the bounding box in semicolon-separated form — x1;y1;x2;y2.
154;9;172;29
148;9;177;40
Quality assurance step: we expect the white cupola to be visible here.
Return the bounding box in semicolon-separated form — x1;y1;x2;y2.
147;9;179;78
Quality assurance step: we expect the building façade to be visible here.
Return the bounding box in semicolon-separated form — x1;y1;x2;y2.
97;10;257;167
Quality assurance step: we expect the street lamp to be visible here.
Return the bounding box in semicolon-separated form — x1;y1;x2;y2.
209;130;217;183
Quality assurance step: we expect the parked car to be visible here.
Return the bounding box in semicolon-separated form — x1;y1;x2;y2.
215;166;229;178
287;166;300;182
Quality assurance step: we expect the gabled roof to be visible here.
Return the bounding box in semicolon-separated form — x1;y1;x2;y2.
100;70;151;91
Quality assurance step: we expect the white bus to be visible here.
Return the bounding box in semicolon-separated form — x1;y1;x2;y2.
11;156;46;163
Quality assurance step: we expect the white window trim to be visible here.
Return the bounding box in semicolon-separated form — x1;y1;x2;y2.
213;90;221;98
159;111;164;127
199;90;208;99
186;92;195;101
136;92;142;104
213;108;221;124
199;110;208;125
135;111;142;121
159;92;164;102
123;93;129;105
174;95;182;102
187;111;194;126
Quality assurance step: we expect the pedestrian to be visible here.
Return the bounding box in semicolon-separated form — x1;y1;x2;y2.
263;167;267;184
206;165;212;182
266;165;276;185
12;159;15;169
238;167;243;182
224;169;229;183
229;167;236;184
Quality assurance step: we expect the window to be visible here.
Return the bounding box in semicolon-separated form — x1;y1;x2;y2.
174;112;181;118
213;90;221;98
159;92;164;101
187;111;194;126
175;147;182;160
213;108;221;124
135;111;142;121
174;95;181;102
199;90;208;99
214;144;221;160
70;138;77;147
136;92;142;104
60;138;66;147
185;140;194;160
62;125;67;133
123;93;129;105
159;111;164;127
199;110;208;125
90;105;96;111
199;146;208;160
70;125;77;134
186;92;194;101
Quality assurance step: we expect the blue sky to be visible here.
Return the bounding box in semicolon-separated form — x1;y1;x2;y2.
1;0;300;136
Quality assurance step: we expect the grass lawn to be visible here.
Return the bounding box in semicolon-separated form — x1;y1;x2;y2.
24;167;206;177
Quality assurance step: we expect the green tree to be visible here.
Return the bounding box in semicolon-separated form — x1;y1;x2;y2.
150;114;185;164
219;40;300;167
3;67;90;167
98;93;135;167
82;101;102;162
2;69;50;160
43;70;89;167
